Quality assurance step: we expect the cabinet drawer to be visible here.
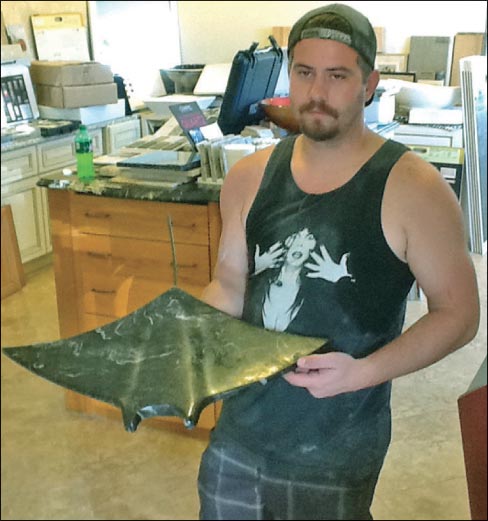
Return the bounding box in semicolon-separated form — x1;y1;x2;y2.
79;275;208;317
75;235;210;285
73;234;210;316
80;313;116;333
71;194;209;245
37;130;103;173
1;146;38;184
80;276;169;317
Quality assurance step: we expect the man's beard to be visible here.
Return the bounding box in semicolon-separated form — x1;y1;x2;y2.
298;100;340;141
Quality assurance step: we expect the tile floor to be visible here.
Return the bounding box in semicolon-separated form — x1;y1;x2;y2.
1;254;486;520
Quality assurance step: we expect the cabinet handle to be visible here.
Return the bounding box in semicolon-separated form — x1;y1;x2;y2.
84;212;111;219
91;288;116;294
87;251;112;259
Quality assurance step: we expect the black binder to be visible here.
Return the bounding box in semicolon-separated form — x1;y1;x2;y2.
217;36;283;135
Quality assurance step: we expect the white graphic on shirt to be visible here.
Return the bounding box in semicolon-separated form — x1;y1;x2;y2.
305;246;352;283
253;228;352;331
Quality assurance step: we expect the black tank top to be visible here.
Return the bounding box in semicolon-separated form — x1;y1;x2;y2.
212;136;415;480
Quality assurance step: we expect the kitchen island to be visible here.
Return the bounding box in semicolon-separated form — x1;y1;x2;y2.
39;171;222;431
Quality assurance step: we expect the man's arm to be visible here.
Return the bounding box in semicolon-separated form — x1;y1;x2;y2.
284;153;480;397
201;149;270;317
201;168;248;317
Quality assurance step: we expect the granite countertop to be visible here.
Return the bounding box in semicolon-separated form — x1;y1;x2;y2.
37;169;221;205
1;115;139;153
4;112;220;204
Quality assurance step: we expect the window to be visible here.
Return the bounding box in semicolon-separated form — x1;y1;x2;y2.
88;1;181;99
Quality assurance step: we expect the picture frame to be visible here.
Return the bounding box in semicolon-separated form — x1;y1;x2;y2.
380;71;417;82
375;53;408;73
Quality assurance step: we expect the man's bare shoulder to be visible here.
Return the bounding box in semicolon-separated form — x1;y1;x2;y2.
382;149;463;261
388;149;457;207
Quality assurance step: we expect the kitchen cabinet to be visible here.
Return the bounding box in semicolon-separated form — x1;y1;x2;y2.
37;132;103;173
1;116;140;264
47;188;222;431
103;118;141;153
1;131;103;263
70;194;212;328
1;175;48;262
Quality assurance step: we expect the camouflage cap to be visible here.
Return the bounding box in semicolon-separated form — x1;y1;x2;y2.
288;3;377;69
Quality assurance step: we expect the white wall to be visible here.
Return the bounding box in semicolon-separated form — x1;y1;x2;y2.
177;1;487;63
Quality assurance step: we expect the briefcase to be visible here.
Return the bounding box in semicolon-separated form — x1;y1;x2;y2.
218;35;284;135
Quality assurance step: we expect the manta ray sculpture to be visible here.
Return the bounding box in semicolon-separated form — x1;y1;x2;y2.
3;288;327;432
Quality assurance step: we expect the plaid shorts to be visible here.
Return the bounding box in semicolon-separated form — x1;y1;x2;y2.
197;440;376;520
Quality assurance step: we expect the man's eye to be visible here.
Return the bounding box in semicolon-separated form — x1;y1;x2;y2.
331;74;346;80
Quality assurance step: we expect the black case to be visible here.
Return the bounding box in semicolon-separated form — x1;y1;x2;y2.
218;36;283;135
35;119;80;137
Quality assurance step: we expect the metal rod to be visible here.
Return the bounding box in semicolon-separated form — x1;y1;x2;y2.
167;215;178;287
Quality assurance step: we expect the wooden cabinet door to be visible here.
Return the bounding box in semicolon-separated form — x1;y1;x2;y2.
1;177;48;263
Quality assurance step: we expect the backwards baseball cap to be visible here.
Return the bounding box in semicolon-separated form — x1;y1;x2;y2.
288;3;377;70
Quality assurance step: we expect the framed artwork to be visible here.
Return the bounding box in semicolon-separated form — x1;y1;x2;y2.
380;71;416;82
375;53;408;73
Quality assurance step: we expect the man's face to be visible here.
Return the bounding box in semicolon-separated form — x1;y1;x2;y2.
289;38;375;141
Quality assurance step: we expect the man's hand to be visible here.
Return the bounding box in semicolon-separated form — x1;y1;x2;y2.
282;352;367;397
253;242;284;275
305;246;353;282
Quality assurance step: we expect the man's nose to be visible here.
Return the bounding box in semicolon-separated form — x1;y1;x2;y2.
308;76;328;100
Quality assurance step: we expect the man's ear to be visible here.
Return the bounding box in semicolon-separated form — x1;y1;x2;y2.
365;69;380;106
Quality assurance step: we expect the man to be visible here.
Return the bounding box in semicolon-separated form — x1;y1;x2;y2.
197;4;480;520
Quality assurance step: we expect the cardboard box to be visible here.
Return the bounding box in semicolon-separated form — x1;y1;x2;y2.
30;60;113;86
39;99;126;125
35;82;118;109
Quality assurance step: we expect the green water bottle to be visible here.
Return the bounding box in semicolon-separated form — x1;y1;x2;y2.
75;125;95;181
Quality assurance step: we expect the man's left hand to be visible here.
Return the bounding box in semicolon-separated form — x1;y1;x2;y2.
283;352;365;397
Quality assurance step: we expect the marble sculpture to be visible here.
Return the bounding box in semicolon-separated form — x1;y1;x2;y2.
3;288;327;431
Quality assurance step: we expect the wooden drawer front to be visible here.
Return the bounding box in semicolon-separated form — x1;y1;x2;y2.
37;130;103;173
74;234;210;316
71;194;209;245
80;313;116;333
1;146;38;184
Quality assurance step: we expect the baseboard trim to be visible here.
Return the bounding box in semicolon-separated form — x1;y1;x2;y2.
24;253;53;276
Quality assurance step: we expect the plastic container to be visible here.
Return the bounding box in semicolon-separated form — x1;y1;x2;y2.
74;124;94;181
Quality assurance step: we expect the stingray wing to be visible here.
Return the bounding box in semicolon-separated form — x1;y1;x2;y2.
2;288;327;431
